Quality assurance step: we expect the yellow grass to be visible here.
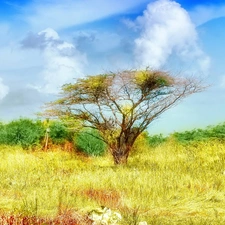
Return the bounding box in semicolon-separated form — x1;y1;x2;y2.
0;140;225;224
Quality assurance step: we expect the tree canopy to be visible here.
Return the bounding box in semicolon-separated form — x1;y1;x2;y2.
45;69;205;164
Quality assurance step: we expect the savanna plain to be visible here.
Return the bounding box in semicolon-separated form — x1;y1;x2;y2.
1;124;225;225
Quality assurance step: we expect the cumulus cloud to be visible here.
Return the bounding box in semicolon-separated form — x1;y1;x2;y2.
134;0;210;73
0;78;9;100
21;28;61;50
22;28;86;94
73;31;97;51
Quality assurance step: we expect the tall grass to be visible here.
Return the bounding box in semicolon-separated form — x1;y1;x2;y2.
0;138;225;224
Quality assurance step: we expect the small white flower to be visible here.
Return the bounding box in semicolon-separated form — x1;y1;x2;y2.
89;207;122;225
139;221;148;225
90;213;103;221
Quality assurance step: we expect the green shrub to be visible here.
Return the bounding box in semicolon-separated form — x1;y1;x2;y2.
48;121;71;144
173;123;225;144
207;123;225;139
147;134;168;147
0;122;7;144
74;129;107;156
4;118;45;149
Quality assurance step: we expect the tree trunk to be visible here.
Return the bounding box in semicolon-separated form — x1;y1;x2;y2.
112;149;130;165
111;128;140;165
112;137;133;165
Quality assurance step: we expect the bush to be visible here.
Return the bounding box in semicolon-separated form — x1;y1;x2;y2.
172;123;225;144
3;118;45;149
173;130;205;144
0;122;7;144
147;134;168;147
48;121;71;144
207;123;225;139
74;129;107;156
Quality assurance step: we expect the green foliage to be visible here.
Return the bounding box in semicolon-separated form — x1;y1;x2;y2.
49;121;71;144
74;129;107;156
0;119;73;148
0;122;7;144
0;118;45;149
61;74;109;103
134;70;174;94
147;134;168;147
173;122;225;144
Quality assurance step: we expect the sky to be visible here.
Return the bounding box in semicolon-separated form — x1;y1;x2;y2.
0;0;225;134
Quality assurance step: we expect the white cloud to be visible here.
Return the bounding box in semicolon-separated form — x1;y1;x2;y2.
0;78;9;100
38;28;60;40
25;28;86;94
190;4;225;26
22;0;149;30
134;0;210;73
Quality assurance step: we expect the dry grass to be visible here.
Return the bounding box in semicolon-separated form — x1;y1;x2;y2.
0;140;225;224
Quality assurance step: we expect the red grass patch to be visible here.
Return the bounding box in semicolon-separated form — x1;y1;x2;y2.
83;189;122;209
0;210;92;225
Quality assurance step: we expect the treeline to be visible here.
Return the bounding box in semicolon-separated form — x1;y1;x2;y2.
0;118;225;154
173;123;225;143
148;122;225;146
0;118;106;156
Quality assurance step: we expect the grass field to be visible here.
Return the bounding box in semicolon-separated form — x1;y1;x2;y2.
1;139;225;224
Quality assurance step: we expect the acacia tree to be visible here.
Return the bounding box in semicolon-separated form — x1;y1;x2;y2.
46;69;205;164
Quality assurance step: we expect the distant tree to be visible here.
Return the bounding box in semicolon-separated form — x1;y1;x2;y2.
45;69;205;164
3;118;45;149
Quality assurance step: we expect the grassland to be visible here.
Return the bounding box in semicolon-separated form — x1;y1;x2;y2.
1;139;225;224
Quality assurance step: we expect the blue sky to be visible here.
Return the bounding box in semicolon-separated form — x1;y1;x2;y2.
0;0;225;134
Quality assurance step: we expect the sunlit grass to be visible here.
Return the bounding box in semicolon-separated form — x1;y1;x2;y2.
0;140;225;224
